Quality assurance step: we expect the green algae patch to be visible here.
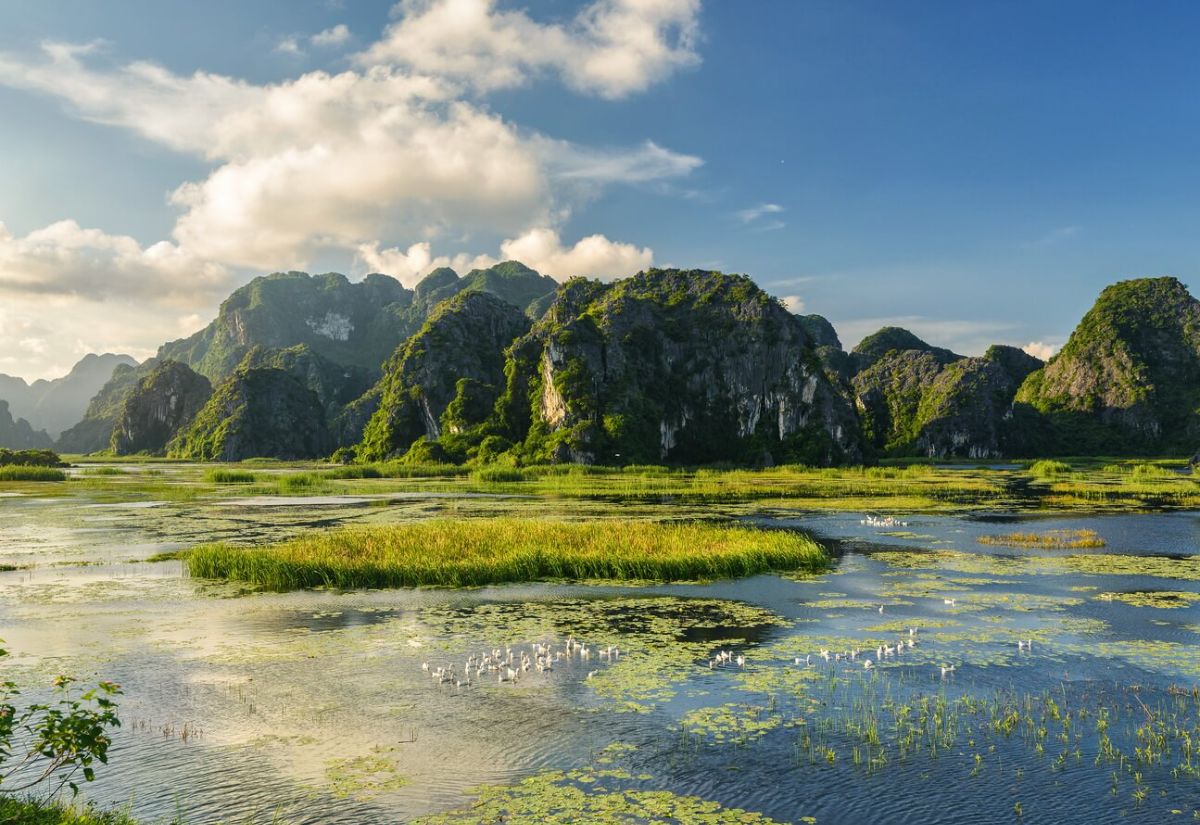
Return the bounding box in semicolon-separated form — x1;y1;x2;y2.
679;703;795;744
325;748;409;799
1095;590;1200;609
413;767;794;824
187;518;826;590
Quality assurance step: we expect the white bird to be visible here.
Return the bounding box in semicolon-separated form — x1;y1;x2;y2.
863;659;873;669
940;665;956;677
943;598;957;606
878;604;885;614
736;655;746;668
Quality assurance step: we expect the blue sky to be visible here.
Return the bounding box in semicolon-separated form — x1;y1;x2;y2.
0;0;1197;379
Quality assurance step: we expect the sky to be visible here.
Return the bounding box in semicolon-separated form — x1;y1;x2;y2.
1;0;1198;380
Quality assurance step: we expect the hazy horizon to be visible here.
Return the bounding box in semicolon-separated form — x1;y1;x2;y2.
2;0;1197;380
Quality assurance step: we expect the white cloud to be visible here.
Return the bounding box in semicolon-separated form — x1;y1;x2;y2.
356;227;652;287
1022;341;1057;361
736;202;783;224
275;36;304;56
779;295;805;313
311;24;351;47
499;228;651;281
0;6;702;376
0;295;210;382
0;220;230;301
0;44;698;273
358;0;701;99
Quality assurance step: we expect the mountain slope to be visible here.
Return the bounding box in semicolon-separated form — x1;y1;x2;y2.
1014;277;1200;454
110;361;212;455
0;401;53;450
486;269;864;465
158;272;417;382
0;353;137;438
169;367;331;461
357;291;533;461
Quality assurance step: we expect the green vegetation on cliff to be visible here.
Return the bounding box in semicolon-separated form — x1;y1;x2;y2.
1014;277;1200;455
357;291;532;462
110;361;212;455
475;269;864;466
169;366;331;461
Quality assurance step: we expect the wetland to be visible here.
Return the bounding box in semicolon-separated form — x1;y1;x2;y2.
1;459;1198;823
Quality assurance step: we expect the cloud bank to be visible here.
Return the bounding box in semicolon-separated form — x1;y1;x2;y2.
0;0;706;378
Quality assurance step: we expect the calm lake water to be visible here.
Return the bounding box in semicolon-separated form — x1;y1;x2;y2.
2;485;1198;824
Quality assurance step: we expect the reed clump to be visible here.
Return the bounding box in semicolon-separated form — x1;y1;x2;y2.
186;518;827;590
977;528;1106;549
0;465;66;482
204;468;257;484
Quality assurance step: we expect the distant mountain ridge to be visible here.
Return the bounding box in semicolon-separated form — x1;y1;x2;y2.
0;353;136;442
46;266;1200;463
59;263;558;454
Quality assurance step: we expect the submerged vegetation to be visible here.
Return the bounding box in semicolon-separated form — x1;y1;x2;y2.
186;519;827;590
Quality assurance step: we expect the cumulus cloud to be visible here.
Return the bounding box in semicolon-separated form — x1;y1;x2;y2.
0;294;211;381
498;228;652;281
1023;341;1057;361
779;295;805;313
311;24;351;48
356;227;651;287
0;220;229;301
0;43;698;272
358;0;701;98
0;4;703;377
274;36;304;56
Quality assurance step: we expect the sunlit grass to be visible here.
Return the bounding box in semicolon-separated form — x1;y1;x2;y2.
186;518;827;590
204;468;258;484
0;465;67;482
978;529;1106;549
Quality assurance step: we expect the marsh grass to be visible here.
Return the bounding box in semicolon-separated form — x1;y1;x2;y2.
0;465;67;482
275;472;333;494
1028;460;1073;479
978;529;1106;549
204;468;257;484
0;797;152;825
186;519;827;590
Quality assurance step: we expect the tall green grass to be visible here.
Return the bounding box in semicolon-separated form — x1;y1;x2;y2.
186;518;827;590
1028;459;1072;479
204;468;258;484
0;465;66;482
0;797;147;825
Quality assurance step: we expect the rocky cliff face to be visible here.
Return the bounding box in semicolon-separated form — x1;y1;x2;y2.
238;344;374;424
851;338;1043;459
357;291;533;461
486;270;864;465
0;400;53;450
852;327;961;372
411;261;557;317
1014;277;1200;454
158;272;417;382
110;361;212;455
170;367;331;461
